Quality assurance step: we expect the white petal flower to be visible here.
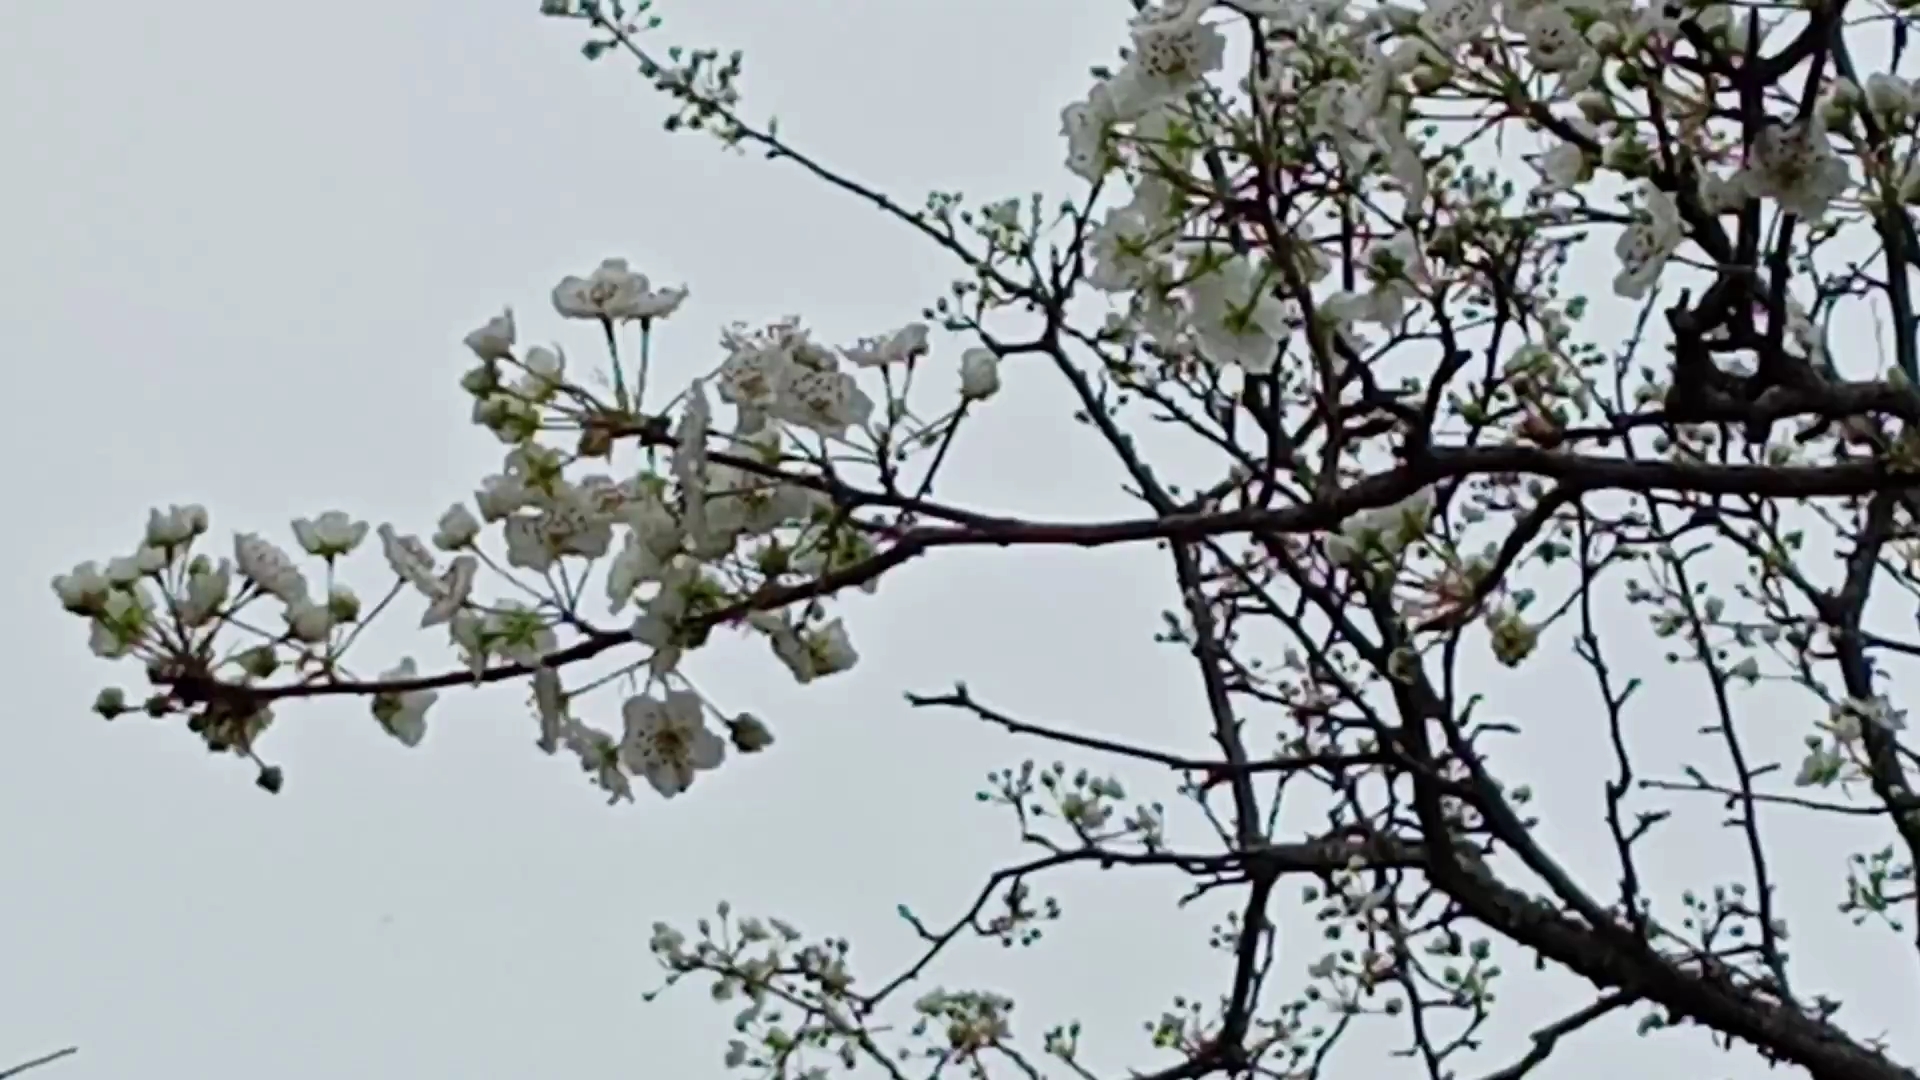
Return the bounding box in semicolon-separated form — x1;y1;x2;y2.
717;340;795;413
483;602;556;667
291;511;370;559
1185;254;1297;374
565;723;633;804
771;368;875;438
804;619;859;680
53;561;112;614
463;308;516;361
959;348;1002;402
286;598;333;643
104;554;144;586
1612;183;1686;299
531;667;567;754
552;258;686;321
606;532;667;613
842;322;929;367
1087;206;1173;294
1735;118;1852;222
371;657;437;748
421;554;477;628
1537;142;1588;194
377;524;439;595
1840;694;1907;733
1061;89;1121;181
178;560;231;627
502;515;555;572
474;475;532;522
145;504;206;548
1329;489;1435;565
1868;73;1918;121
1523;5;1588;72
1110;8;1226;117
512;345;566;400
1420;0;1494;47
432;504;482;551
234;533;309;604
619;689;726;798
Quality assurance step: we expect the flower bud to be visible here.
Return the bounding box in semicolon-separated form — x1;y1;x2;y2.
93;687;128;720
238;645;280;679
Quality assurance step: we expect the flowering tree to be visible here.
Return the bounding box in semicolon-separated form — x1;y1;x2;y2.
47;0;1920;1075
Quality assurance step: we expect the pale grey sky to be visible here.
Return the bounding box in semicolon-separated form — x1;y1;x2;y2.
3;2;1916;1079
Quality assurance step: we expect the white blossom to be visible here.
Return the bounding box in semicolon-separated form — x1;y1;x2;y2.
234;533;309;604
1735;118;1851;222
959;349;1002;402
1185;253;1297;374
1612;182;1685;299
552;258;687;322
371;658;437;748
432;504;482;551
463;308;516;361
291;511;370;559
620;689;726;798
145;504;207;549
842;322;929;367
53;561;111;614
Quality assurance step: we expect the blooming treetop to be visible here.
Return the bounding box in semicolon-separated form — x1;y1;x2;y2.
50;0;1920;1078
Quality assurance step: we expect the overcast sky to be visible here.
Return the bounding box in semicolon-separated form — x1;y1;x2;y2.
3;2;1917;1078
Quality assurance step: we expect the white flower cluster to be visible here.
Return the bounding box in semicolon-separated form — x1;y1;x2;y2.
54;255;1000;801
1052;0;1885;391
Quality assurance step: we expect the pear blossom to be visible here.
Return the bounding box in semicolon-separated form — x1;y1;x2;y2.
552;258;688;322
291;511;369;559
1106;6;1226;118
104;553;148;585
1185;254;1297;374
1836;694;1907;733
565;722;634;804
606;532;670;613
286;598;333;644
513;345;566;400
377;524;438;595
371;658;437;748
463;309;515;361
1326;489;1436;565
421;555;477;628
531;667;567;754
178;560;231;627
1867;73;1918;122
842;322;929;367
667;391;714;548
754;613;859;684
1420;0;1494;50
770;368;874;438
619;689;726;798
474;475;532;522
717;339;793;413
234;533;309;604
1086;206;1172;294
959;349;1002;402
145;504;207;549
484;602;557;666
1735;117;1851;222
88;588;152;659
1522;5;1583;69
432;504;481;551
1061;87;1121;181
53;561;111;614
1612;182;1685;299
